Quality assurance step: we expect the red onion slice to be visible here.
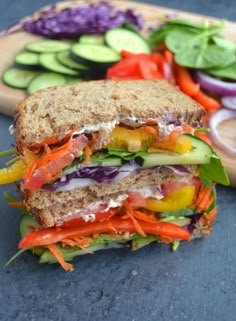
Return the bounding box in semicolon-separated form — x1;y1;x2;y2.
221;96;236;110
209;108;236;155
194;71;236;96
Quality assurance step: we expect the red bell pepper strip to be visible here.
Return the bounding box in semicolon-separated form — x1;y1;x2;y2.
107;52;165;80
19;217;190;249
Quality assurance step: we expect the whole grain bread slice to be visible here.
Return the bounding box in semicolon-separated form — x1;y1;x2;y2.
14;79;204;151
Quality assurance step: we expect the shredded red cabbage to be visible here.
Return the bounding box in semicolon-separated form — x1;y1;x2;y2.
42;164;190;192
187;214;202;233
43;166;122;191
23;1;144;38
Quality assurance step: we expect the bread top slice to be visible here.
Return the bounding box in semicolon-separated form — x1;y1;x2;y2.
14;79;204;150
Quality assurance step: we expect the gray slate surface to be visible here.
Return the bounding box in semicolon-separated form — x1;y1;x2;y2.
0;1;236;321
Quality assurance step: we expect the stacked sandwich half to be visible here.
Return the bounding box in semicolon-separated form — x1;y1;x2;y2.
1;79;229;271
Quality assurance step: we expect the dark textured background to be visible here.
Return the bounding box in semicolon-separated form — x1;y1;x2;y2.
0;1;236;321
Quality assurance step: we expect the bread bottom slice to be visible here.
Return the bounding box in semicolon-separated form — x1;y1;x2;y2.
23;165;199;227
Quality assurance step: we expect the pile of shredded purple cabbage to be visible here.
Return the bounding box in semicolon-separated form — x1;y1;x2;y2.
23;1;144;38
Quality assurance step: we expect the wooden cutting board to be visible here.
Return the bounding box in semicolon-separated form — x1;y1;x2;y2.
0;0;236;186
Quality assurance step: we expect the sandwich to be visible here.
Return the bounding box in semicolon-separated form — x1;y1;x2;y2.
0;79;229;271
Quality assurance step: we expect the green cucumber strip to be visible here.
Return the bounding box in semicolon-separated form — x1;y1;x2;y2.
25;40;71;53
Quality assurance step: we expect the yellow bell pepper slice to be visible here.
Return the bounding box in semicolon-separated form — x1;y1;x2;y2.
0;159;26;184
145;185;195;212
0;151;38;185
106;126;156;152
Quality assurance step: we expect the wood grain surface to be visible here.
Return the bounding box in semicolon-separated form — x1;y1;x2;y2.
0;0;235;186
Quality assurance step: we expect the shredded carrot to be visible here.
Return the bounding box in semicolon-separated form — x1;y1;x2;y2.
83;145;93;165
8;202;24;207
31;129;77;150
133;210;157;223
193;90;221;111
47;244;74;272
205;207;218;222
192;183;216;212
175;64;200;97
123;201;146;237
199;193;215;213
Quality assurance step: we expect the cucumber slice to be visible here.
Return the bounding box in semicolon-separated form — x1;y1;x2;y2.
19;214;40;238
56;51;90;71
105;28;151;54
39;53;79;75
136;135;213;167
19;214;45;256
79;34;104;45
14;51;41;70
2;67;40;89
71;43;121;68
39;244;107;264
27;72;66;95
90;156;123;167
25;40;71;53
131;235;158;251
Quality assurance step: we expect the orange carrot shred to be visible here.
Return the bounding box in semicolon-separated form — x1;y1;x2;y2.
133;210;157;224
8;202;24;207
83;145;93;165
47;244;74;272
206;207;218;222
123;201;146;237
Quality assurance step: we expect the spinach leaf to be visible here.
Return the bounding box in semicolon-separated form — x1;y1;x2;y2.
148;25;175;46
165;29;201;53
175;44;235;69
212;35;236;50
200;154;229;186
207;60;236;80
203;45;235;68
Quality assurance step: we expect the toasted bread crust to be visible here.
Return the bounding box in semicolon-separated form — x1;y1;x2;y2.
14;79;205;151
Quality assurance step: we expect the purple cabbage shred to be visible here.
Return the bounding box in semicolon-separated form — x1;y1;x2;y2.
43;166;123;191
23;1;144;38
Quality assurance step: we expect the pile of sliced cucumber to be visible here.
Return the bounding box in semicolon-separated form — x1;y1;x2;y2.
2;28;151;95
